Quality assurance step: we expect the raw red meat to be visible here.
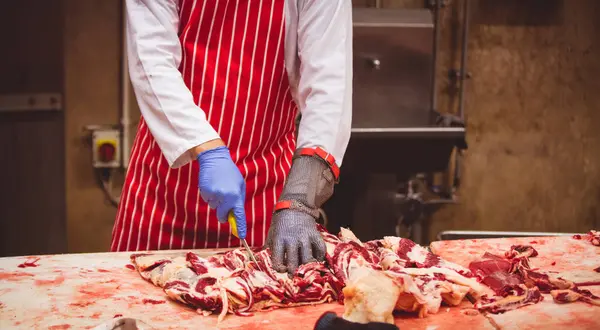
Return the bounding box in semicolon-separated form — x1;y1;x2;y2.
551;287;600;306
467;241;600;313
504;245;538;259
130;226;490;322
475;286;543;314
572;230;600;246
17;258;40;268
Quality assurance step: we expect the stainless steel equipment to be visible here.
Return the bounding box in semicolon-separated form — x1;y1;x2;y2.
436;231;581;241
352;8;434;129
322;7;467;245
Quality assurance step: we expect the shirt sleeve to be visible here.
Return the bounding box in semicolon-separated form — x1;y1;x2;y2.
126;0;221;168
295;0;353;167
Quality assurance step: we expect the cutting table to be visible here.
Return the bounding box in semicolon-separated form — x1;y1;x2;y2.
0;236;598;329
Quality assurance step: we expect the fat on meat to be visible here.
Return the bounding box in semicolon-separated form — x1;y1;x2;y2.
129;226;500;323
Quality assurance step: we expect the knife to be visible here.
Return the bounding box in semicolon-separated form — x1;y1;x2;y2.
227;211;261;269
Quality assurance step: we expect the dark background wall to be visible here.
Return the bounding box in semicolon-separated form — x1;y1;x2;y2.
355;0;600;239
0;0;598;254
0;1;66;256
433;0;600;240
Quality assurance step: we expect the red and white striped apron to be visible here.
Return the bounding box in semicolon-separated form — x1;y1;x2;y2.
111;0;297;251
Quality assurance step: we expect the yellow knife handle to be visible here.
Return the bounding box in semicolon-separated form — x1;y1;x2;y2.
228;211;239;238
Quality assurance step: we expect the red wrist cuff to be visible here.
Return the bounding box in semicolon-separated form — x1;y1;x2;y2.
296;147;340;181
274;200;321;219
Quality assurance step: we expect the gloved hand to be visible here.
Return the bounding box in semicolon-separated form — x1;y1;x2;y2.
197;146;247;239
266;152;336;275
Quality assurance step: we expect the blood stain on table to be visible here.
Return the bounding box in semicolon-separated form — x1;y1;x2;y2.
142;298;166;304
35;275;65;286
70;281;119;309
70;301;94;308
48;324;71;330
0;271;35;281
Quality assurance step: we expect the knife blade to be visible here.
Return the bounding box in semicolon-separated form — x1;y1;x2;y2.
227;211;262;270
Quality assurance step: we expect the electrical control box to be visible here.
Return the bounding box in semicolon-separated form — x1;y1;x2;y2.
91;128;121;168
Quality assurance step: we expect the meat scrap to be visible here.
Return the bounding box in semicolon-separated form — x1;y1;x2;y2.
130;226;489;323
17;257;40;268
475;285;543;314
504;245;538;259
572;230;600;246
468;241;600;313
551;288;600;306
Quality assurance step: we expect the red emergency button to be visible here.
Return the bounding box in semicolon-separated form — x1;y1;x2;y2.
98;142;116;162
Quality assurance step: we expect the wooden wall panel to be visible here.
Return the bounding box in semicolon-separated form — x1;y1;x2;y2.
352;0;600;240
64;0;123;253
428;0;600;239
0;1;66;256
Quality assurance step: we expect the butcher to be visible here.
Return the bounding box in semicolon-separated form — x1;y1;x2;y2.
110;0;352;275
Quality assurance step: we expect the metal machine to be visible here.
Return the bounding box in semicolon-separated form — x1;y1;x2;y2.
321;6;468;245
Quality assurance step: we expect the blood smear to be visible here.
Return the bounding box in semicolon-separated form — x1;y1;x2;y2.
143;298;166;305
17;258;40;268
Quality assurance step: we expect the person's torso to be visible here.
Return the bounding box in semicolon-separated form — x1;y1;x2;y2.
114;0;300;251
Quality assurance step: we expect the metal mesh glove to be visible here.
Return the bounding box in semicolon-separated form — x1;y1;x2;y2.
266;154;336;275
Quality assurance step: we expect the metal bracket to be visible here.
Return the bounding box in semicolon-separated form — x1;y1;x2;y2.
0;93;62;112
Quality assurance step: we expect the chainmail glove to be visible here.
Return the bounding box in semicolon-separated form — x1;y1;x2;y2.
266;153;336;275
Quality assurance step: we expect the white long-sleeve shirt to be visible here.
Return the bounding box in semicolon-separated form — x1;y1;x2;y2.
126;0;353;169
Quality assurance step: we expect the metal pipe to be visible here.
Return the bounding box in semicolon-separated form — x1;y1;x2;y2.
453;0;470;189
457;0;470;119
430;0;442;115
121;0;132;169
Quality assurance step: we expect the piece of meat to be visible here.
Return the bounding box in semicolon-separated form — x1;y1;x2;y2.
17;257;41;268
480;271;523;297
572;230;600;246
466;237;600;315
551;288;600;306
519;269;574;293
590;230;600;246
342;267;400;324
505;245;538;259
129;227;496;323
475;286;543;314
469;258;512;278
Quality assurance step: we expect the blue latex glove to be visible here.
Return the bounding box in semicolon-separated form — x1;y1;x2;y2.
196;146;247;239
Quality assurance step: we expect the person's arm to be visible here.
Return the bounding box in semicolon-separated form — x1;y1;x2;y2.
266;0;352;275
126;0;222;168
295;0;353;166
126;0;247;237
